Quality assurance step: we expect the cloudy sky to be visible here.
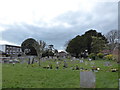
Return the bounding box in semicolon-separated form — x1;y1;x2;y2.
0;0;119;50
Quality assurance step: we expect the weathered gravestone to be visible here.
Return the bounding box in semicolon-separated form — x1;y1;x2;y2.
80;71;96;88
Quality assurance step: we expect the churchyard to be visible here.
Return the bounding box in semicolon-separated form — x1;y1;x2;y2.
2;57;119;88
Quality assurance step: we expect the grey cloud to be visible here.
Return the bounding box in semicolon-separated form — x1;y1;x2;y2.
54;2;117;34
2;23;77;50
1;2;118;50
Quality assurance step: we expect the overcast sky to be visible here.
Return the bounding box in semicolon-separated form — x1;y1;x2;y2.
0;0;119;50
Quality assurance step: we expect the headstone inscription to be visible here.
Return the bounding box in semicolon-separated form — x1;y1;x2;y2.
80;71;96;88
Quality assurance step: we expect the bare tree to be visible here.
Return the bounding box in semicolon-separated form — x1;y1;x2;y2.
33;40;46;66
106;30;118;44
21;38;46;66
106;30;119;50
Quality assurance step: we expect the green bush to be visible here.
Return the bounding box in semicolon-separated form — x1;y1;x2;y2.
88;53;96;60
97;53;104;59
104;54;113;60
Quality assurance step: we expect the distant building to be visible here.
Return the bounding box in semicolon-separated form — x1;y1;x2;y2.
0;44;22;57
0;50;6;57
58;51;68;58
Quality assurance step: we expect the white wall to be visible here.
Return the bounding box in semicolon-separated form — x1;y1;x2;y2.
0;45;5;52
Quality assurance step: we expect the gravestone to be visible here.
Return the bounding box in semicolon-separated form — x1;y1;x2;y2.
90;62;95;66
56;61;61;65
63;62;68;68
27;56;35;64
72;57;76;60
104;62;112;66
119;78;120;90
48;56;52;59
80;71;96;88
80;60;84;63
88;58;92;61
76;58;79;60
20;60;26;64
0;59;2;63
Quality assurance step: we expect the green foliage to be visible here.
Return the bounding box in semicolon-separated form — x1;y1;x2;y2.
21;38;38;55
104;54;113;60
66;29;108;57
91;37;106;54
88;53;96;60
66;35;85;57
97;53;104;59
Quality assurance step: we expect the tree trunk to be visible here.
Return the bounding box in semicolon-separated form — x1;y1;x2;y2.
38;54;42;67
76;53;79;58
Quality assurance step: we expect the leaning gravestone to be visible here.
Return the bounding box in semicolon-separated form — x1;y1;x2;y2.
80;71;96;88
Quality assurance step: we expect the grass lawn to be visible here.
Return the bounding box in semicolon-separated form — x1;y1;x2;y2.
2;59;119;88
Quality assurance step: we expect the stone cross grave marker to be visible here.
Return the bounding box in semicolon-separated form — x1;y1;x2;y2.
80;71;96;88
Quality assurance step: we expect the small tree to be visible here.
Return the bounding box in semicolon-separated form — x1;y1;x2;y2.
33;40;46;66
97;53;104;59
88;53;96;60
